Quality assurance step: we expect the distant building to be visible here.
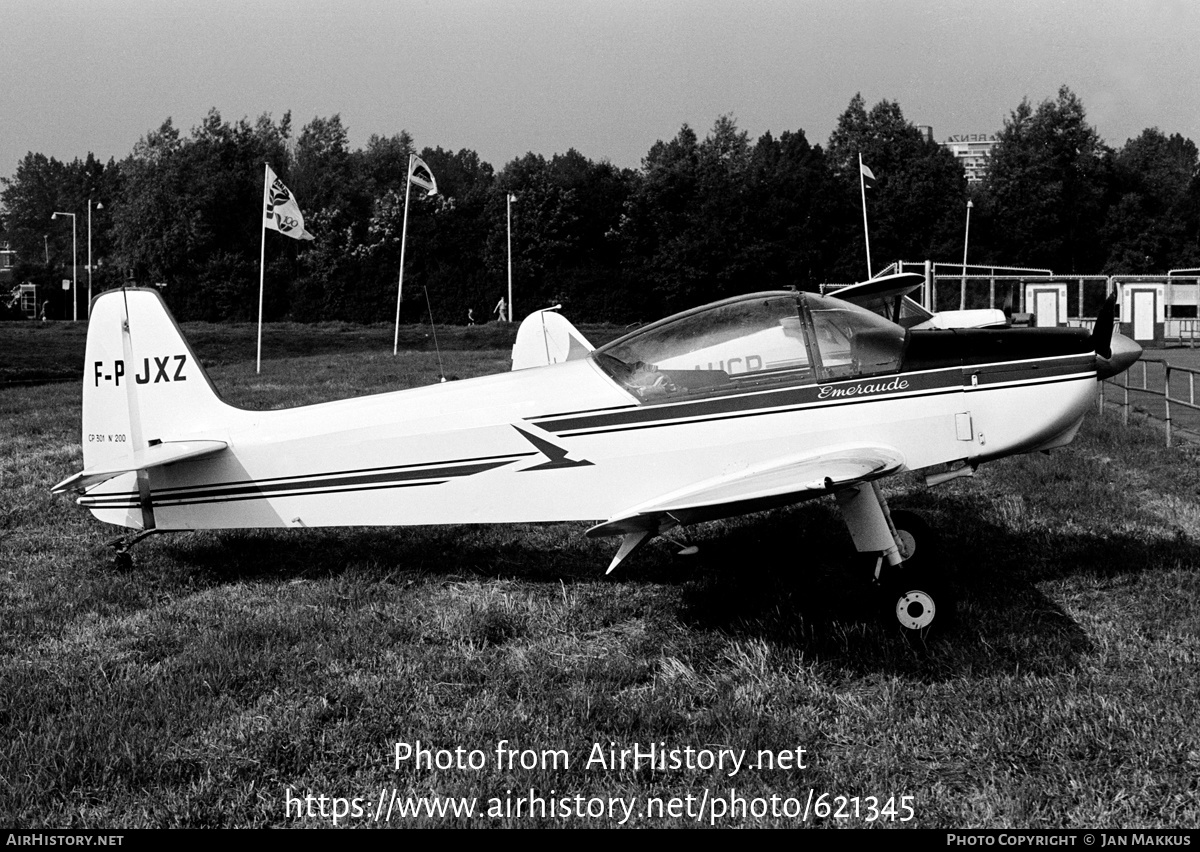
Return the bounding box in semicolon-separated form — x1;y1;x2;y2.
0;244;16;298
941;133;998;184
0;246;39;318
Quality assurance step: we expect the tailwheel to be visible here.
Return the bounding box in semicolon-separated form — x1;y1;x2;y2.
101;529;160;571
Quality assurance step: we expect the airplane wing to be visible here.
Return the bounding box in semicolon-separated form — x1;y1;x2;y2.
586;444;905;572
830;272;924;304
831;272;1008;329
52;439;228;494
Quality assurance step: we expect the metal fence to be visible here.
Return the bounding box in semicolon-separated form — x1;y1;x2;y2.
1103;360;1200;446
877;262;1200;343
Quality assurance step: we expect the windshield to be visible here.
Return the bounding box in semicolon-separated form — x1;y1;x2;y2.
594;293;809;400
594;292;906;402
804;298;907;380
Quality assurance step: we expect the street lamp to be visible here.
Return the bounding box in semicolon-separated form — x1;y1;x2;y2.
506;193;515;322
51;210;77;322
87;199;103;318
960;199;974;311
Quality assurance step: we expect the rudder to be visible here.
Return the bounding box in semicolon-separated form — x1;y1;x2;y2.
59;289;232;528
82;288;230;473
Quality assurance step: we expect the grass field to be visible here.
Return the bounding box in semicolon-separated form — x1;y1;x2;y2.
1;322;1198;828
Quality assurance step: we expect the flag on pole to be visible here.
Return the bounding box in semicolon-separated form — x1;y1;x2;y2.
394;154;437;355
858;153;874;278
408;156;438;196
263;165;314;240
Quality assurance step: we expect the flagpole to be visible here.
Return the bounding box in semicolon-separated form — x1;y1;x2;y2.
859;153;872;279
394;154;414;356
257;162;268;373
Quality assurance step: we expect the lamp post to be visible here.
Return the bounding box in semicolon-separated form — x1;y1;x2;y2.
960;199;973;311
51;210;77;321
506;193;515;321
87;199;103;318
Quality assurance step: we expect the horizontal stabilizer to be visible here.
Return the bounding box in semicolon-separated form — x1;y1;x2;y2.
52;440;228;494
587;444;904;539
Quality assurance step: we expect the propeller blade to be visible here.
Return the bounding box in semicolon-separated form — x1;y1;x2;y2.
1091;292;1116;359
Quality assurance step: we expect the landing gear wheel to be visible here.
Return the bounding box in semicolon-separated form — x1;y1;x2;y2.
112;551;133;571
881;564;953;643
878;511;953;642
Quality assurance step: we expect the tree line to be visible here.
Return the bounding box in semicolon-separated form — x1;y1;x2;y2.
3;86;1199;325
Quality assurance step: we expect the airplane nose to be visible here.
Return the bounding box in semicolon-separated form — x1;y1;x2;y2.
1095;332;1142;380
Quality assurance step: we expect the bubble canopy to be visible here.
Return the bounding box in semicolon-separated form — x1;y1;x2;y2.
592;291;907;401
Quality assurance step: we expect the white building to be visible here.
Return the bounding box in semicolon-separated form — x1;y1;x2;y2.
942;133;998;184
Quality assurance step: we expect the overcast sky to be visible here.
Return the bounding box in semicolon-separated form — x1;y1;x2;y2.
3;0;1198;178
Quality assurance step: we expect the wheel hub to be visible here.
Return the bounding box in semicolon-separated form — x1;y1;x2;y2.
895;590;936;630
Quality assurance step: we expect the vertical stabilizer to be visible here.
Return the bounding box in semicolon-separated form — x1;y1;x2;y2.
78;288;233;527
511;308;594;370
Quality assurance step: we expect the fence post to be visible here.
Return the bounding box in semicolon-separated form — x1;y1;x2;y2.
1122;369;1129;426
1165;363;1172;448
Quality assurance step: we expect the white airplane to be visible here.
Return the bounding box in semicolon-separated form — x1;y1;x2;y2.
54;286;1140;639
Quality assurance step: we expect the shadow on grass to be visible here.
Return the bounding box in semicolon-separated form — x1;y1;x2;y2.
127;489;1193;680
673;493;1194;676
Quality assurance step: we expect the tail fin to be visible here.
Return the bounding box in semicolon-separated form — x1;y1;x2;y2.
53;289;230;523
511;307;594;370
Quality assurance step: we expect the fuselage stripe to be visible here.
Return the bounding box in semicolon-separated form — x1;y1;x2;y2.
80;458;522;508
539;369;1096;438
81;479;445;510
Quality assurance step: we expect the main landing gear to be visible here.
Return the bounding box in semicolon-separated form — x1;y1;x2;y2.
835;484;953;643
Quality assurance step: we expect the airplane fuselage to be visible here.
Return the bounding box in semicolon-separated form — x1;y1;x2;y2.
79;339;1097;531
